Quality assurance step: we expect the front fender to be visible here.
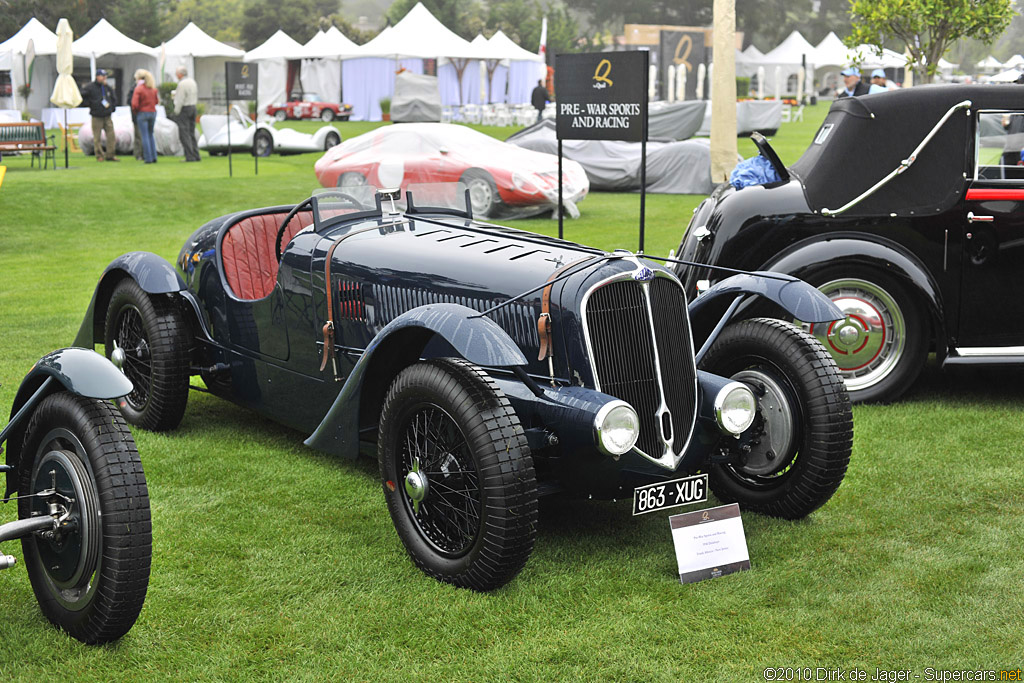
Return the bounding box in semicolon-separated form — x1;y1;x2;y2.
760;235;945;338
305;304;527;457
73;251;189;348
312;125;340;147
688;271;844;324
4;348;132;496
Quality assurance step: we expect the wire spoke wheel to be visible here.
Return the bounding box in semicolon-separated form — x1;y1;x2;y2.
379;358;537;591
113;306;152;412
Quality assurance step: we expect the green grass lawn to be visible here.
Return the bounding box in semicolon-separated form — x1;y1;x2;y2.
1;107;1021;680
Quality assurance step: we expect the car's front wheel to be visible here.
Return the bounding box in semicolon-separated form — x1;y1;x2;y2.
461;169;499;217
104;278;190;431
274;110;287;122
378;358;538;591
699;318;852;519
18;392;151;644
324;131;341;150
321;108;335;122
253;129;273;157
801;272;927;403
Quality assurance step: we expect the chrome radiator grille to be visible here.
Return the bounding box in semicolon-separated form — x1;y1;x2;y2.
583;272;698;467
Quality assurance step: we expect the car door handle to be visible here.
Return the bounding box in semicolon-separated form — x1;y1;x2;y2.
967;212;994;223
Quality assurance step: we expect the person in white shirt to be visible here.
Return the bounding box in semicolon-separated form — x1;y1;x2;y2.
173;68;201;162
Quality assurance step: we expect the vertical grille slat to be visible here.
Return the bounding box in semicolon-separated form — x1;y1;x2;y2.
584;274;698;461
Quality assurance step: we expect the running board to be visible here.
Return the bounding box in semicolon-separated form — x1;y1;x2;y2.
943;347;1024;367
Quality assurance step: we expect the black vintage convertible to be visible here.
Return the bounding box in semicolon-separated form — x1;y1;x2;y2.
677;85;1024;403
74;184;852;590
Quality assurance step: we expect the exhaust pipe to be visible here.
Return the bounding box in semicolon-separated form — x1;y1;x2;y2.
0;555;14;570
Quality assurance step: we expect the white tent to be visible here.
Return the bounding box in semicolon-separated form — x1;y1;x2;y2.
811;32;848;68
72;18;158;107
1003;54;1024;69
989;68;1022;83
487;30;545;105
976;55;1004;73
358;3;477;59
0;17;59;112
163;22;244;111
297;28;361;106
759;30;816;97
244;29;306;114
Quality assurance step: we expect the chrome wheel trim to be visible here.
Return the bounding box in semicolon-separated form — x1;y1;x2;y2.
466;178;493;215
338;172;366;187
806;278;906;392
274;110;287;121
255;133;271;156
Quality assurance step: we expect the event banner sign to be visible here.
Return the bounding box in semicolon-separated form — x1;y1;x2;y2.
659;30;704;101
669;503;751;584
555;51;647;142
226;62;258;101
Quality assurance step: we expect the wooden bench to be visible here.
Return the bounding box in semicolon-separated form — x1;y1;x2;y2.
0;121;57;169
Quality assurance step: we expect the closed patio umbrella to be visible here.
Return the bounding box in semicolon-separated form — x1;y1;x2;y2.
50;18;81;169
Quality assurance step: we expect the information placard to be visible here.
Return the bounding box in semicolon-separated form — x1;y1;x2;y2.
554;51;647;142
226;62;258;101
669;503;751;584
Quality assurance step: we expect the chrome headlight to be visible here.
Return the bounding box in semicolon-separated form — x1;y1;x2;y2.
714;382;756;436
594;400;640;456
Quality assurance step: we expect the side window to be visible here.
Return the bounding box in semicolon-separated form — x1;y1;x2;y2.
976;111;1024;180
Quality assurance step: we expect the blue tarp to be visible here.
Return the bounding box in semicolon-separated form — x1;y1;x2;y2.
730;154;782;190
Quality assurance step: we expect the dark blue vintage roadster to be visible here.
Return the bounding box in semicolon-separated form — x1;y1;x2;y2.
74;185;852;590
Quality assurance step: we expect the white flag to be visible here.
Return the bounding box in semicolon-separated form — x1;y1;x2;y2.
539;16;547;58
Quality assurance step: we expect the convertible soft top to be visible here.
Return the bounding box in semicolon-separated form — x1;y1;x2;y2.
790;85;1024;217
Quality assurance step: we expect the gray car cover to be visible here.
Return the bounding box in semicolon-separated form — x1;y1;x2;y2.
697;100;783;137
392;72;442;123
506;120;738;195
648;100;707;140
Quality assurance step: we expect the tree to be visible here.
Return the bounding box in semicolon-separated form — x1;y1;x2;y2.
847;0;1013;82
241;0;340;49
165;0;245;44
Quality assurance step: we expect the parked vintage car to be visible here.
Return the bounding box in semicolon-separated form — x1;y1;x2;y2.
1;348;151;643
199;105;341;157
73;185;852;591
266;93;353;122
314;123;590;218
676;85;1024;403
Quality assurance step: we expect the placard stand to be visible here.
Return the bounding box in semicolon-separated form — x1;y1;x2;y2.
225;62;258;178
555;51;649;251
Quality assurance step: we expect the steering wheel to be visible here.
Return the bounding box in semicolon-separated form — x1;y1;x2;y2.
274;191;367;262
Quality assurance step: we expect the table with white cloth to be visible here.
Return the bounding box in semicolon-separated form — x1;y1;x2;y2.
41;105;167;129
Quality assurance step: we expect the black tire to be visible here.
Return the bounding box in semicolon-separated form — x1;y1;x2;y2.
378;358;538;591
698;318;853;519
18;392;151;644
324;131;341;150
253;129;272;157
801;270;927;403
461;169;499;217
321;108;335;122
104;278;190;431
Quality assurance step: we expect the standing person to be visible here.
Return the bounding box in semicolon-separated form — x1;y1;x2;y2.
127;70;144;160
80;69;118;161
837;66;870;98
531;79;549;124
868;69;888;94
132;69;159;164
173;67;200;162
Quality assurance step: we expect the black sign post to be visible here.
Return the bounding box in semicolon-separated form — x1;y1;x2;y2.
225;62;258;178
554;51;649;251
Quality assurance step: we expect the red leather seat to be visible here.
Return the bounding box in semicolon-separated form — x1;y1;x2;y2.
221;211;313;300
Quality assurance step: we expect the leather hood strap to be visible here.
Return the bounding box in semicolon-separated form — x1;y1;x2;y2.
537;255;600;361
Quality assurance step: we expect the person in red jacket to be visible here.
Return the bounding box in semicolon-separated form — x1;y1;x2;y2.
131;69;160;163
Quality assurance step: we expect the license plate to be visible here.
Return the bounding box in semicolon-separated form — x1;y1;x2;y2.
632;473;708;516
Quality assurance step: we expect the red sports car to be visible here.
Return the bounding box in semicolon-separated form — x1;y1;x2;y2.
266;93;353;122
313;123;589;218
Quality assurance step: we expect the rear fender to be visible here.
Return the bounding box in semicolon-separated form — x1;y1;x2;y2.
3;348;132;496
305;304;527;458
73;251;203;347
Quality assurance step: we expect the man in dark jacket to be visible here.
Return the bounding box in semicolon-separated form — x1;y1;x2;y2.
837;66;870;98
531;79;549;123
80;69;118;161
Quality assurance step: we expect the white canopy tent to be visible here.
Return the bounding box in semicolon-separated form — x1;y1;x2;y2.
341;26;423;121
989;67;1022;83
1003;54;1024;69
758;30;816;97
244;29;306;114
488;30;544;105
163;22;244;112
72;18;158;107
0;17;59;112
976;55;1004;73
735;44;763;79
298;27;360;107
